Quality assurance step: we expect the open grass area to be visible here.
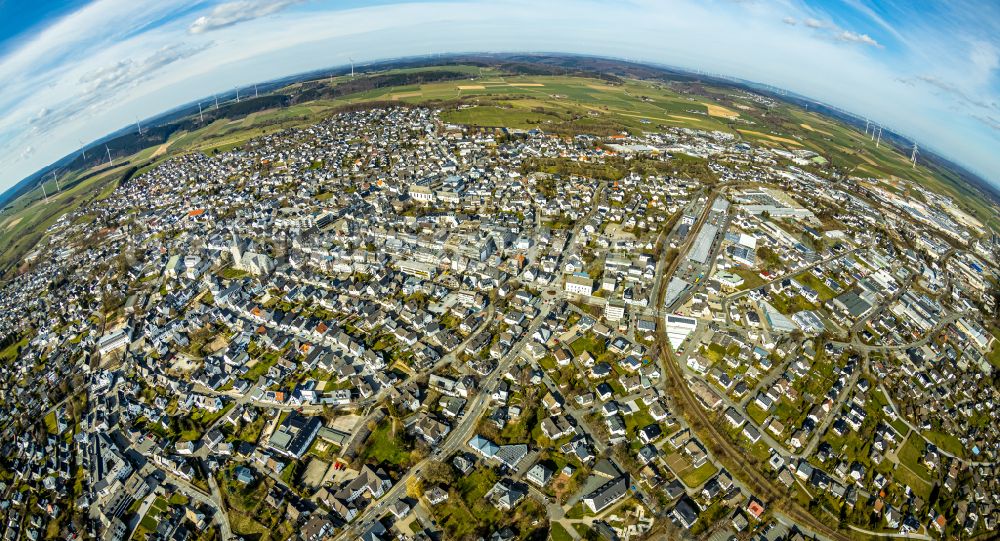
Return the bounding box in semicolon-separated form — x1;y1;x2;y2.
732;267;766;291
358;419;412;466
680;461;719;488
922;430;965;458
746;403;769;426
0;336;28;364
570;333;606;356
549;522;574;541
797;272;837;301
896;434;934;485
43;411;58;434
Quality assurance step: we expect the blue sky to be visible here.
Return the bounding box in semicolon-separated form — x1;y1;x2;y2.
0;0;997;190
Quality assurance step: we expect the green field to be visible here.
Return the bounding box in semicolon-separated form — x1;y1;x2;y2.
680;461;719;488
549;522;574;541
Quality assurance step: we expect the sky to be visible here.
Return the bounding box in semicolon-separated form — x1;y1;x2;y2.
0;0;997;191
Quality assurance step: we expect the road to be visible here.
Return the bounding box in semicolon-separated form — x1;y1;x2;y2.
333;304;552;540
150;458;234;540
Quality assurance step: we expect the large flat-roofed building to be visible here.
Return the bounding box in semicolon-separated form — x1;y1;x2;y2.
604;299;626;322
268;412;322;458
664;277;691;309
832;290;873;320
688;224;719;265
665;314;697;349
760;301;797;332
397;259;437;280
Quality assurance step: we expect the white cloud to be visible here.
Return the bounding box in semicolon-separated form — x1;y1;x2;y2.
835;30;881;48
968;39;999;82
79;43;209;95
188;0;302;34
838;0;910;48
803;17;823;28
782;17;797;25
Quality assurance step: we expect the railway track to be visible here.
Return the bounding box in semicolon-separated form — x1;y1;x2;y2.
652;188;851;541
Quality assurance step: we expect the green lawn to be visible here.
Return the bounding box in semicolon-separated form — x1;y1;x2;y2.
745;403;769;426
359;420;412;466
0;336;27;361
896;435;934;484
570;333;606;356
429;467;505;539
797;273;837;301
220;266;251;280
442;105;564;129
732;268;765;290
986;342;1000;369
680;462;718;488
43;411;58;434
923;430;965;458
550;522;574;541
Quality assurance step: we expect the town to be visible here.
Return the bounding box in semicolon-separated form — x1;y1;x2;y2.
0;103;997;541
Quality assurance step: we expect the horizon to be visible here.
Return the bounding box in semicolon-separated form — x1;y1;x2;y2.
0;0;998;191
14;52;998;207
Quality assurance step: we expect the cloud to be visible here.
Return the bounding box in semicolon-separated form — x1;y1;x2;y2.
914;74;991;109
20;146;34;161
835;30;881;48
78;43;210;105
838;0;910;48
30;108;51;125
974;115;1000;132
968;39;998;80
793;14;880;49
188;0;302;34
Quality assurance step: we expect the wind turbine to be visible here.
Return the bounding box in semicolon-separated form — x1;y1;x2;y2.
215;94;220;110
51;171;60;191
198;102;204;123
39;178;48;204
875;127;882;148
910;143;918;168
254;84;259;98
235;88;240;103
864;119;870;136
105;145;113;166
135;118;143;136
79;140;87;161
349;58;355;78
